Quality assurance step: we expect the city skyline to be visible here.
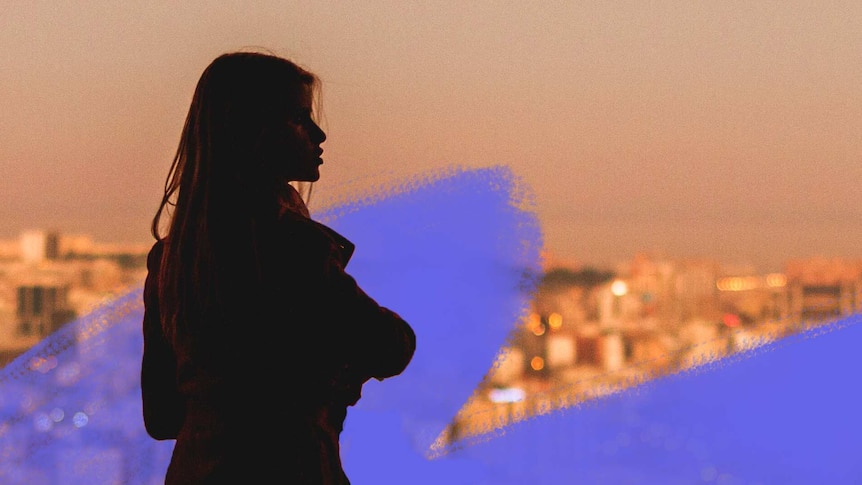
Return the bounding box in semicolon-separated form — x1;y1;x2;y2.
4;227;861;280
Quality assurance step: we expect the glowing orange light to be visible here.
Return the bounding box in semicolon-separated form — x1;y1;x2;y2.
766;273;787;287
530;356;545;371
717;276;763;291
548;312;562;330
723;314;741;327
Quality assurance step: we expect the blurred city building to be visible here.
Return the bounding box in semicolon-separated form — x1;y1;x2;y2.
785;257;862;322
3;231;861;454
441;253;862;449
0;230;149;366
20;229;60;264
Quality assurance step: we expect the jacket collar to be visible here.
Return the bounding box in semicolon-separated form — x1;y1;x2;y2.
278;184;355;266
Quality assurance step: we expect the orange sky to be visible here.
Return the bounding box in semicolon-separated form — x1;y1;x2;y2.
2;1;861;271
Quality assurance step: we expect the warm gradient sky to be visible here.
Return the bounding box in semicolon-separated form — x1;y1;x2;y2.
2;1;861;271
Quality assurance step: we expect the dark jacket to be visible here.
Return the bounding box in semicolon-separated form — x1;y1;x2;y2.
141;210;416;484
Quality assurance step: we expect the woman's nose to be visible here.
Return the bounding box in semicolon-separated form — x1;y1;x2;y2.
315;124;326;144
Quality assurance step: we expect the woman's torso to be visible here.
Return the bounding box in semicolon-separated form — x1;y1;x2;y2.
149;215;358;484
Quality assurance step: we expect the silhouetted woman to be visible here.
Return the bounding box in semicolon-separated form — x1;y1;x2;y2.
141;51;416;484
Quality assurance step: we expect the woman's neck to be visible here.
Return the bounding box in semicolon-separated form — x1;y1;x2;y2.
277;182;310;218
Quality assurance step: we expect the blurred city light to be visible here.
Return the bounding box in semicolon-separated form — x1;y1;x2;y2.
611;280;628;296
488;387;526;404
548;312;562;330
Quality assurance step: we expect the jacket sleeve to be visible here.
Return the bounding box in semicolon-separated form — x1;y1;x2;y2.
275;217;416;384
323;250;416;382
140;241;184;440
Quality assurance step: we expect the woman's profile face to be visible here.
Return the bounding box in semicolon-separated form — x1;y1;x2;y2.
277;88;326;183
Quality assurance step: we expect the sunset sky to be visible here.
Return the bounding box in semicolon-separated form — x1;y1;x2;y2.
2;1;861;272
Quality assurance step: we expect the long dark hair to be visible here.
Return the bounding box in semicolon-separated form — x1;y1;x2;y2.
151;51;319;348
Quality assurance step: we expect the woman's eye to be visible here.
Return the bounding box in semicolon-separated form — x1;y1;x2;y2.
291;110;312;124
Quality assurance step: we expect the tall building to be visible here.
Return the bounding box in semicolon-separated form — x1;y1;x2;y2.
20;230;60;264
16;283;75;338
784;258;862;323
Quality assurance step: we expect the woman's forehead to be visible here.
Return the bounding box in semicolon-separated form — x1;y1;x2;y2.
294;85;313;109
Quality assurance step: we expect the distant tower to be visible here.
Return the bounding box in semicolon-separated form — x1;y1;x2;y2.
20;230;60;264
16;283;75;338
784;258;861;324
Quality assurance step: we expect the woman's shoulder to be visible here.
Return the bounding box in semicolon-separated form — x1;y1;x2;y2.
275;211;332;245
273;213;355;267
147;239;165;270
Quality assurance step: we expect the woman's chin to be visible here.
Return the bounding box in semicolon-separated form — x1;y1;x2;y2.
309;167;322;181
285;170;320;183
